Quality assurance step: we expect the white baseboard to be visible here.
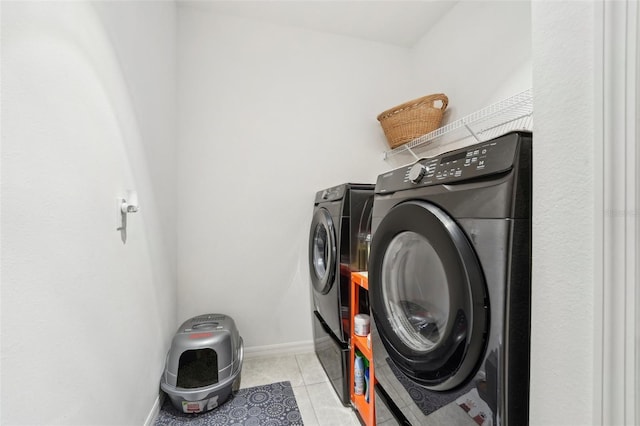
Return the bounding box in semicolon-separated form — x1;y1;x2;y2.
144;392;164;426
243;340;314;359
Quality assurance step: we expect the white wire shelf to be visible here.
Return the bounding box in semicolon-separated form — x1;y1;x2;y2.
383;88;533;161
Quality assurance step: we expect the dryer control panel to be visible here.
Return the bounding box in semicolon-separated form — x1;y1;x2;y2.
315;184;346;203
314;183;374;204
376;131;526;193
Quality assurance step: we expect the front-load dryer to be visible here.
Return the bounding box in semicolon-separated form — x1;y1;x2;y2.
309;183;374;405
369;131;532;425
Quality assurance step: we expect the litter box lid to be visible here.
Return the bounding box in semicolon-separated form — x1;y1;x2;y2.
178;313;237;334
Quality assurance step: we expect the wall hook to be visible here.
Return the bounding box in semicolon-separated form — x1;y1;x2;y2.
117;190;140;243
120;190;140;214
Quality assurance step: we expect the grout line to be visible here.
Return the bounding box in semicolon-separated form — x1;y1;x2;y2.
294;352;311;387
293;355;322;425
294;353;304;374
297;352;325;386
306;382;326;426
296;355;320;425
246;350;357;424
294;384;321;426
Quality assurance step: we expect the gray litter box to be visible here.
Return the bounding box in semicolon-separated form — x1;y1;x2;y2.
160;313;243;414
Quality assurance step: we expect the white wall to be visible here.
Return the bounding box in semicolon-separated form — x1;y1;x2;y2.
93;1;178;259
176;1;533;354
378;0;534;166
411;1;532;121
1;1;176;424
530;1;597;425
176;6;413;351
1;1;601;425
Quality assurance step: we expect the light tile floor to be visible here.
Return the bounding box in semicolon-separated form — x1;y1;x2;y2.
240;351;361;425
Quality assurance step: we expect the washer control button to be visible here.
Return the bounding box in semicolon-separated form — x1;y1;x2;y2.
408;163;427;183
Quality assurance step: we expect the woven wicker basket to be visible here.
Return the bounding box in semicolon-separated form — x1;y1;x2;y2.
377;93;449;149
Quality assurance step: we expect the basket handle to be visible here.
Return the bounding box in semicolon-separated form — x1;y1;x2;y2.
377;93;449;121
428;93;448;111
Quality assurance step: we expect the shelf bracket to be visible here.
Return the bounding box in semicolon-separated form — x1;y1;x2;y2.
383;145;420;162
464;122;482;142
406;146;420;162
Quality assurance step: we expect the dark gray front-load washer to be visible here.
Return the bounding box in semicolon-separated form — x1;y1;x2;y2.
369;131;531;425
309;183;374;405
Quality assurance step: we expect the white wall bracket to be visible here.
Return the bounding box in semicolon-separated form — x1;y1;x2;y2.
116;190;140;243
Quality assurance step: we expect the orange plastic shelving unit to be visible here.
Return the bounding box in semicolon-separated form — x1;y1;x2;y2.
350;271;375;426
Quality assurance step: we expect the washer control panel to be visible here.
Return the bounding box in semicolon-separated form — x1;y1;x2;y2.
376;132;524;193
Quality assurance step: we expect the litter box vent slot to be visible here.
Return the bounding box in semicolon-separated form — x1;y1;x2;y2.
177;348;218;389
194;314;225;322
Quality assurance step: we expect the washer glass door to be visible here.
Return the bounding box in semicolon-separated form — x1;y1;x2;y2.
309;207;336;294
370;200;488;391
382;230;449;352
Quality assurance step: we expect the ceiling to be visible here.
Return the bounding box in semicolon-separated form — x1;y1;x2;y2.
178;1;458;47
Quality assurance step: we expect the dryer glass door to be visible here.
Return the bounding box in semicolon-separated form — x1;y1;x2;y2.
370;200;488;391
309;207;336;295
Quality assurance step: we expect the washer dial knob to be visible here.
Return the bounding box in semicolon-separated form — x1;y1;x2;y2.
408;163;428;183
